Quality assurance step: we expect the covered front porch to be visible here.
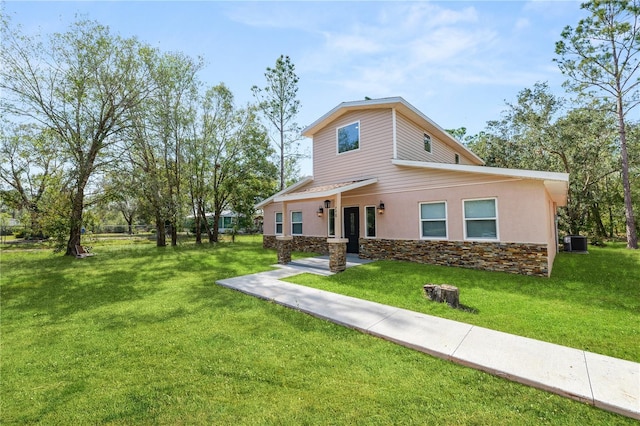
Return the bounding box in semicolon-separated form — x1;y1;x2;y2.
263;178;378;273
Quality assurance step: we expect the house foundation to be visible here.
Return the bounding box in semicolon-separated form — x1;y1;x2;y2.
264;235;548;276
264;235;329;254
359;239;549;277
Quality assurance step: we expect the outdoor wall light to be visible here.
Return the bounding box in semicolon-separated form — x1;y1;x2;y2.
324;199;331;209
378;201;385;214
317;207;324;217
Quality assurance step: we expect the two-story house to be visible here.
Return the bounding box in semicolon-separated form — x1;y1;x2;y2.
257;97;569;276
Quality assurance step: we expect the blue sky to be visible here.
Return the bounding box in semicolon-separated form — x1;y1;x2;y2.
4;1;587;174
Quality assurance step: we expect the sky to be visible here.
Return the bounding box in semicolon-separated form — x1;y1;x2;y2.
3;1;589;175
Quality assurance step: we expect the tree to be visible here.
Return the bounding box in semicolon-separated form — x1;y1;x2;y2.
0;122;63;238
252;55;302;190
0;19;153;255
187;84;277;243
127;50;201;246
555;0;640;248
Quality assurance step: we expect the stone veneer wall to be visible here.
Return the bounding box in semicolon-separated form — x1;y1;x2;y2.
359;238;549;277
263;235;329;255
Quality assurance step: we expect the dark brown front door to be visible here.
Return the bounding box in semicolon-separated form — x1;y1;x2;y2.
344;207;359;253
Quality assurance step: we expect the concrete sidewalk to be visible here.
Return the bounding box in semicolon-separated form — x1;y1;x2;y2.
216;256;640;420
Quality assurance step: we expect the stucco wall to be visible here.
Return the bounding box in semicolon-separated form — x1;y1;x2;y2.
265;179;551;244
262;201;330;238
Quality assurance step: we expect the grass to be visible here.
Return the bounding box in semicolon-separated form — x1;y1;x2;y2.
287;243;640;363
1;237;636;424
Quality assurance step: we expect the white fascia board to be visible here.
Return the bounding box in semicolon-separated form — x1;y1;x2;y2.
392;159;569;182
254;176;314;209
273;178;378;203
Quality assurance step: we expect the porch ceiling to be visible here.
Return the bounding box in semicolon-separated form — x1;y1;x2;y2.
273;178;378;203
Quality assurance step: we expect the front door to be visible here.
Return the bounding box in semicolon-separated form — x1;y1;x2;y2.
343;207;360;253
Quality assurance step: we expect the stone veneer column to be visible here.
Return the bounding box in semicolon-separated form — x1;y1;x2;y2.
327;238;349;273
276;236;293;264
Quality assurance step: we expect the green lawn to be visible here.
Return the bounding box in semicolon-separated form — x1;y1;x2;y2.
288;244;640;363
1;237;636;424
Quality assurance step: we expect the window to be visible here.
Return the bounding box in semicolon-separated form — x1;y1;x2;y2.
291;211;303;235
275;212;283;235
337;122;360;154
328;208;335;237
219;216;233;229
455;153;460;164
365;206;376;237
464;198;498;240
424;133;432;153
420;202;447;239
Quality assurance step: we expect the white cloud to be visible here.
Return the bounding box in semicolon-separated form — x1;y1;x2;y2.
295;2;507;98
515;18;531;31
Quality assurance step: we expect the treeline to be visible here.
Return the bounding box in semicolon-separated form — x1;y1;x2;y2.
457;0;639;249
0;19;299;254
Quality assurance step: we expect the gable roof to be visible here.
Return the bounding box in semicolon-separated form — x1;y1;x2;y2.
392;159;569;206
302;97;485;165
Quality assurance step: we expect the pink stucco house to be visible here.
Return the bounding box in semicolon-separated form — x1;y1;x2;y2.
257;97;569;276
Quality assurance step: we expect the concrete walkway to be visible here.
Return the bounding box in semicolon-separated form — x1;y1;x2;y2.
216;256;640;420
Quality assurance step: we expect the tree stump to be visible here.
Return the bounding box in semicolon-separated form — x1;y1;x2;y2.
440;284;459;308
423;284;459;308
423;284;441;302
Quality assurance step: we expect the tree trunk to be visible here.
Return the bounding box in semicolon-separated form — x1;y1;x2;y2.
616;98;638;248
211;211;220;243
65;190;84;256
194;213;202;244
280;128;285;191
171;219;177;246
590;202;607;238
155;213;166;247
609;205;615;238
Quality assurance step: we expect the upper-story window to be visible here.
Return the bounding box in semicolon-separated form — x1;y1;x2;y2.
337;122;360;154
424;133;432;153
455;153;460;164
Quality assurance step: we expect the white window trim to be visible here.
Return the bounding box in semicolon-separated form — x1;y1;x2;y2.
364;205;377;238
291;211;303;235
463;198;499;241
336;121;361;155
419;201;448;240
275;212;283;235
424;132;432;154
327;208;336;237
